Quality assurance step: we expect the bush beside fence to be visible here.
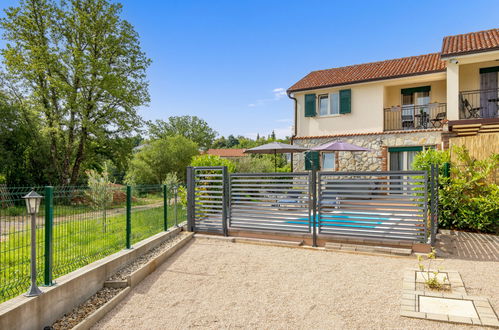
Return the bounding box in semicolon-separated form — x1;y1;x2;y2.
0;184;185;303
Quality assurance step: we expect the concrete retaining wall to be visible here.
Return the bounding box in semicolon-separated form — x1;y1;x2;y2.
0;226;183;330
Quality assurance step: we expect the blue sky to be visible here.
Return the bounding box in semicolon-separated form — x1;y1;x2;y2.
1;1;499;138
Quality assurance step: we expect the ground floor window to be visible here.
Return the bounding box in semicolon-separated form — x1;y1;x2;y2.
388;146;434;171
322;152;335;170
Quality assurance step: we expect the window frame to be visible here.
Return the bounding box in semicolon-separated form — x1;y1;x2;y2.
318;92;340;117
321;152;336;170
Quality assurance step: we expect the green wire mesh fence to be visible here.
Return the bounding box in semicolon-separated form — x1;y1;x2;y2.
0;184;185;303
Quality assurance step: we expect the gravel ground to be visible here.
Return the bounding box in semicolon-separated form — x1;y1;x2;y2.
93;239;499;329
51;231;188;329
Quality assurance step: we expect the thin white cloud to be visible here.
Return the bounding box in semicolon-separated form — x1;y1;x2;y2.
272;88;286;100
248;87;287;107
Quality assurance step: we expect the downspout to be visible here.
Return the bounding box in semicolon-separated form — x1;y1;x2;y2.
287;91;298;172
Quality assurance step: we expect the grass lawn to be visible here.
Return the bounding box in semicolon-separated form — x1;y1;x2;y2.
0;203;186;303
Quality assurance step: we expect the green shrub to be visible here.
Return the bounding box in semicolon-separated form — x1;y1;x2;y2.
413;146;499;233
190;154;236;173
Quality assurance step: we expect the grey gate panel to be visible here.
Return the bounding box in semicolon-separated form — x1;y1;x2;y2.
317;171;428;242
189;166;228;234
229;173;311;233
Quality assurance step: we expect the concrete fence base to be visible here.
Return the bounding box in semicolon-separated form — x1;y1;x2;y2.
0;226;184;330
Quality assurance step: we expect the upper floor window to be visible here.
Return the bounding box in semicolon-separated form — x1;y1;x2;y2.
318;92;340;116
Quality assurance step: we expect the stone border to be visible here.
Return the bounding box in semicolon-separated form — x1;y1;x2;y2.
401;292;499;327
72;287;131;330
128;232;194;288
402;269;465;294
401;269;499;327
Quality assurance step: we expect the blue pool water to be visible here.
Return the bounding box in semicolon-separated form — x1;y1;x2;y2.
286;213;388;228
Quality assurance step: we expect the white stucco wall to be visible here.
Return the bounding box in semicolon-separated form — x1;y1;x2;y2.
294;84;384;137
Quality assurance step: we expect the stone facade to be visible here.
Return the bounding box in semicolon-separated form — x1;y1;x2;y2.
292;131;442;172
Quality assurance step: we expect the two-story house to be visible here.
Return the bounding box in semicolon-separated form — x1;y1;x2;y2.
288;28;499;172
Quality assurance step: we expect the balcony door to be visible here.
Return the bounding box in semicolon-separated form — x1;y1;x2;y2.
401;86;431;129
480;67;499;118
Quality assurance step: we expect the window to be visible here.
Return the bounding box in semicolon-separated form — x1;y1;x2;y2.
318;92;340;116
322;152;335;170
319;95;328;116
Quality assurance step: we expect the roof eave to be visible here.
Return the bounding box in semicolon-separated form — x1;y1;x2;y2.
287;69;447;93
441;46;499;59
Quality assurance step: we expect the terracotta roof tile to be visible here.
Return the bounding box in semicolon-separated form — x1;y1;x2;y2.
288;53;446;92
441;28;499;57
204;149;247;157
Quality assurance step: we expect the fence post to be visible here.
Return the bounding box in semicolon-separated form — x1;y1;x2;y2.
126;185;132;249
163;184;168;231
174;186;178;227
44;186;54;286
222;166;228;237
186;167;195;232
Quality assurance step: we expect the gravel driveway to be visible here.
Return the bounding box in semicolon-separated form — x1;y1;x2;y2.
94;238;499;329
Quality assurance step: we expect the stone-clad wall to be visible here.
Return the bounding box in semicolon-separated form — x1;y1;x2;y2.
292;131;442;172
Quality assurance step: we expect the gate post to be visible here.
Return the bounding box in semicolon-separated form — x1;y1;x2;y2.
186;167;195;232
222;166;229;237
311;169;317;247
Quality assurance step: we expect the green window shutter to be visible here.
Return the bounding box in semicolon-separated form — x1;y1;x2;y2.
304;94;316;117
401;86;431;95
305;151;320;170
479;66;499;74
388;146;423;152
339;89;351;114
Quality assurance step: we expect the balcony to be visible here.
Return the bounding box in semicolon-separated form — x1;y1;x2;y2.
459;88;499;119
384;103;447;131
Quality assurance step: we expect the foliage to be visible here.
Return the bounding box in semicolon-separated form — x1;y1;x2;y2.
413;146;499;233
148;116;217;150
439;147;499;233
417;249;449;291
85;165;114;232
126;135;199;184
412;148;450;176
163;172;180;197
190;154;236;173
1;0;150;185
0;95;54;185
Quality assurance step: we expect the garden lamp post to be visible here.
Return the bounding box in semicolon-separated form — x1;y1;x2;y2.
22;190;43;297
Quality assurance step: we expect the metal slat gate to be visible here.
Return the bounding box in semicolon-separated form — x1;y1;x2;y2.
229;173;311;233
317;171;428;242
187;166;228;235
187;167;434;244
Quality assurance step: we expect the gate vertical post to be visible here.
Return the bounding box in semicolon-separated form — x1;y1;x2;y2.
422;171;429;244
311;169;317;247
434;164;439;240
222;166;229;237
186;167;195;232
429;165;435;245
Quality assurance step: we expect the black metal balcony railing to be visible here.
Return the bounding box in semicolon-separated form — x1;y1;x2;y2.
459;88;499;119
384;103;447;131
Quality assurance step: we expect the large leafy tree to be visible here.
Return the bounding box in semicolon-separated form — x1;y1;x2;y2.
0;0;150;185
125;136;199;184
0;93;53;185
148;116;217;150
